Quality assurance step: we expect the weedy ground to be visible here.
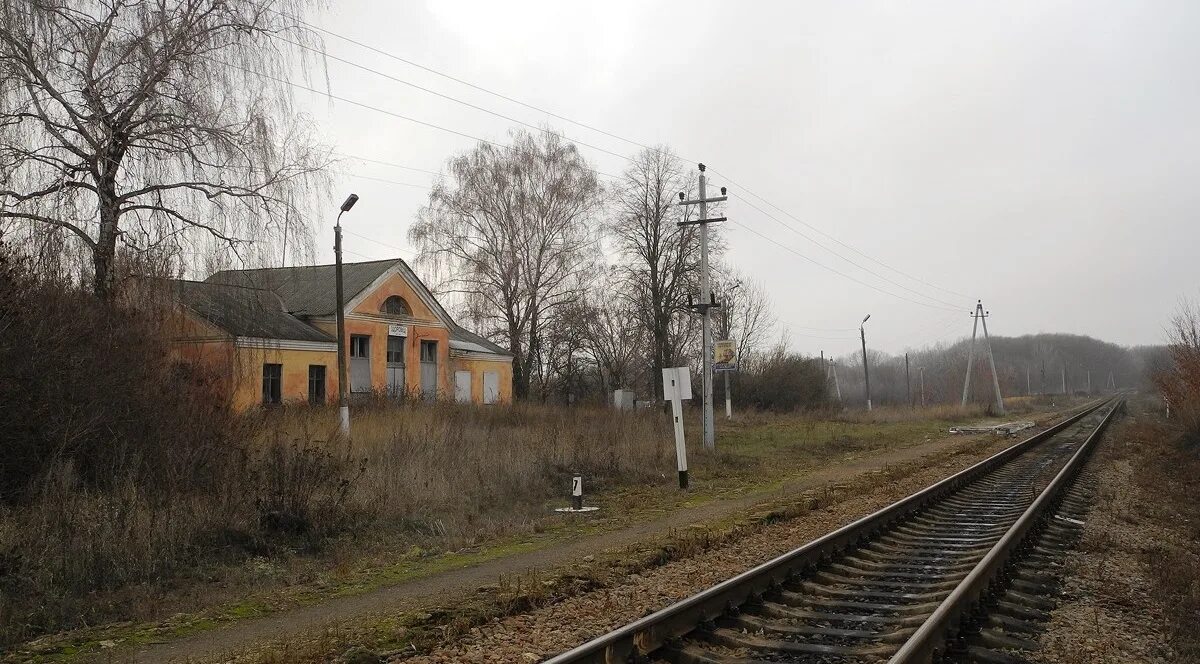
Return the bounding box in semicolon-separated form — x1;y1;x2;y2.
1033;397;1200;664
1;395;1079;662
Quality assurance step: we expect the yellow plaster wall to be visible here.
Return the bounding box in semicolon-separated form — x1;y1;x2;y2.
169;269;512;408
352;272;440;320
228;345;337;410
450;355;514;404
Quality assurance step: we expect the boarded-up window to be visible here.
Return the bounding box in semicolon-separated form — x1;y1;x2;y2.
483;371;500;404
262;363;282;405
350;335;371;393
454;370;472;403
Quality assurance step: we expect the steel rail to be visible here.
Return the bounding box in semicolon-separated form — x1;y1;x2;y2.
888;396;1123;663
542;399;1113;664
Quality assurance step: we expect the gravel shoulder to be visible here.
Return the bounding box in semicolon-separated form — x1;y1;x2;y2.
1030;407;1198;664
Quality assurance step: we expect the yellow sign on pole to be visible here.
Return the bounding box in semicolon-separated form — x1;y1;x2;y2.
714;339;737;371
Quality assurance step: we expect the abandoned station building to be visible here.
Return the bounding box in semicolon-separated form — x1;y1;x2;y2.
166;258;513;409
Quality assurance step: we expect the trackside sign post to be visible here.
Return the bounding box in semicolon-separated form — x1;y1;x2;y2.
663;367;693;489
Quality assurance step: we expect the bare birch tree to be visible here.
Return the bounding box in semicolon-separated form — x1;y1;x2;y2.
574;268;644;395
608;146;711;398
715;272;776;368
0;0;331;297
409;130;601;399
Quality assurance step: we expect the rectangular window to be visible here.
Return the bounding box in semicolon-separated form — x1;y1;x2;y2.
262;363;282;405
387;335;405;364
350;335;370;358
350;335;371;392
308;365;326;405
420;340;437;362
420;340;438;401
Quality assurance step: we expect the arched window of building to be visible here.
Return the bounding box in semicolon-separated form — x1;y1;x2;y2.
381;295;412;316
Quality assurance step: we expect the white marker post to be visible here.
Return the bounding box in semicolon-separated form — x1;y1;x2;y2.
663;367;693;489
554;475;599;514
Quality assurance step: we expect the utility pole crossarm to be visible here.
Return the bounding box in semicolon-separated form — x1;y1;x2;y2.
676;216;727;227
678;196;728;206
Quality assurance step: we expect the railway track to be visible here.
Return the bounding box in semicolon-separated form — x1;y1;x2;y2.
544;399;1122;664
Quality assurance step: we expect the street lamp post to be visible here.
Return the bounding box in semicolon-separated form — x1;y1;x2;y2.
860;314;872;411
335;193;359;436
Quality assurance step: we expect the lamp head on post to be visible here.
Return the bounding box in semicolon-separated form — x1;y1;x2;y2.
861;313;871;329
337;193;359;226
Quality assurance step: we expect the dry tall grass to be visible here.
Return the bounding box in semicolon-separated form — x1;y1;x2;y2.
830;394;1072;425
0;401;673;645
263;401;674;535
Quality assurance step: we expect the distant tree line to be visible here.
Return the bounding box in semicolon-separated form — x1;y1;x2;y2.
829;332;1166;409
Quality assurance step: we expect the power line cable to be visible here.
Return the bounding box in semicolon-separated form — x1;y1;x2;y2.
213;57;625;183
342;172;431;189
336;153;443;177
278;11;664;156
280;16;971;301
279;37;634;163
342;228;418;257
728;217;962;313
729;193;967;309
102;11;972;305
711;169;971;300
221;46;969;310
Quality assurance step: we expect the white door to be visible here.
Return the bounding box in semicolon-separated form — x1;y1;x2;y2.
483;371;500;404
454;371;472;403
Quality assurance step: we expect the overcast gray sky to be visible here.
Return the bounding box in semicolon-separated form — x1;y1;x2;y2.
295;0;1199;356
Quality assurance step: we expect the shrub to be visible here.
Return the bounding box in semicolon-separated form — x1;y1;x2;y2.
731;348;829;412
1154;300;1200;442
0;250;241;502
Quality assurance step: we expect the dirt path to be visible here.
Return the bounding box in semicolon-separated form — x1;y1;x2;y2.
130;430;1017;663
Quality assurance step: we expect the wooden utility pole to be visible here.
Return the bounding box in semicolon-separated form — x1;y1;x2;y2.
919;366;926;407
678;165;727;450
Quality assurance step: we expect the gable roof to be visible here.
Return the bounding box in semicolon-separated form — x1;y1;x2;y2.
203;258;511;357
171;280;336;343
449;324;510;356
206;259;400;317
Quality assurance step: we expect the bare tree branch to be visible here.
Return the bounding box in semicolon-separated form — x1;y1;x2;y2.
0;0;333;297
